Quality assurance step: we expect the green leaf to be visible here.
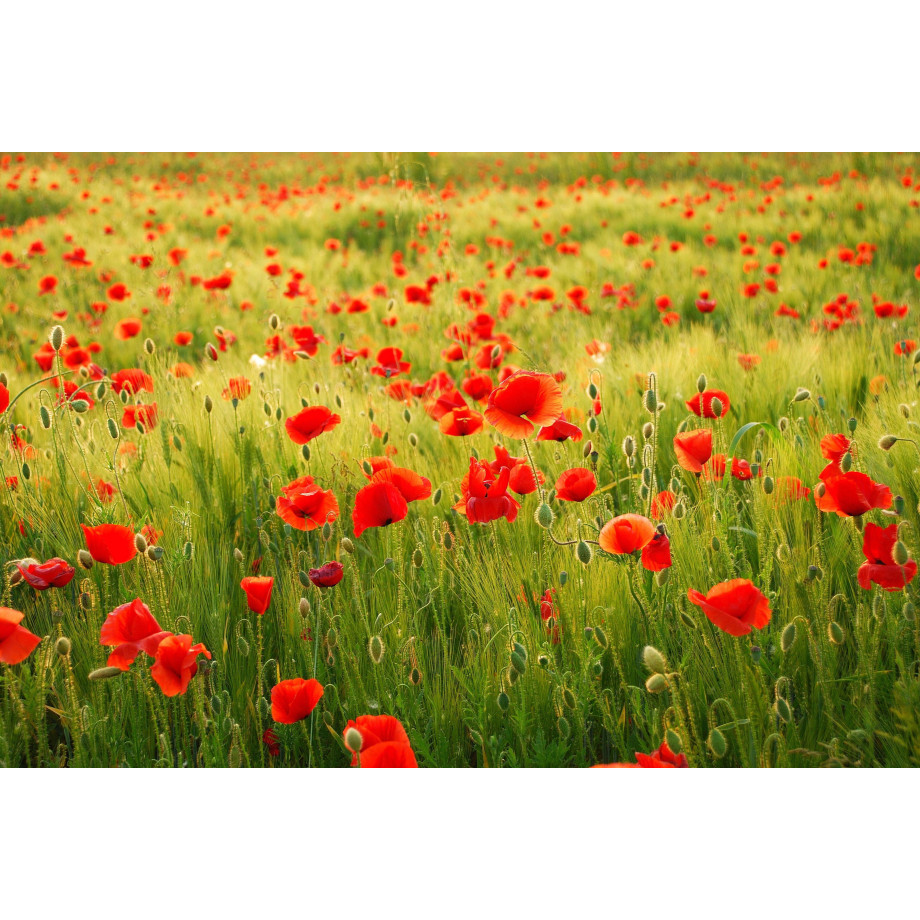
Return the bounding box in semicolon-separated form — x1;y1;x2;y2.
728;421;783;459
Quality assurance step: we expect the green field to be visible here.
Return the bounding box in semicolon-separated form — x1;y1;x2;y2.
2;151;920;767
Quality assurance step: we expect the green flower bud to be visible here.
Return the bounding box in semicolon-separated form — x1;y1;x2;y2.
39;405;52;429
88;666;122;681
497;691;510;712
593;626;608;650
763;476;774;495
642;645;667;674
708;728;727;758
645;673;668;694
774;697;792;724
665;729;682;754
369;635;385;664
535;502;555;529
576;540;593;565
54;637;71;657
894;541;910;566
696;374;707;393
562;687;577;710
828;621;844;645
50;325;65;352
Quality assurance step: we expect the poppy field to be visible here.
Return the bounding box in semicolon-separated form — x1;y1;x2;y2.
3;151;920;769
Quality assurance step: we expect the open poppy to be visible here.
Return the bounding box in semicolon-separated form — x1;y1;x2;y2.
820;434;853;463
857;523;918;591
593;742;688;768
353;481;409;538
439;406;485;436
99;598;172;670
454;459;520;524
641;531;672;571
271;678;324;724
598;514;656;555
536;416;583;442
370;346;411;378
150;634;211;697
555;467;597;502
275;475;339;531
16;557;75;590
81;523;138;565
284;405;341;444
687;579;771;636
673;429;713;473
344;714;418;768
484;370;563;438
651;490;677;516
111;368;154;394
0;607;41;665
686;389;730;419
815;467;892;517
241;576;274;614
368;466;432;503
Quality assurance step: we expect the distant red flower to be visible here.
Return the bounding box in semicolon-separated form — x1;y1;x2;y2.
173;331;193;346
241;576;274;614
737;354;761;371
111;368;154;394
81;523;138;565
0;607;41;665
308;561;344;587
276;475;339;531
107;282;130;301
38;275;58;296
894;340;917;357
484;370;563;439
598;514;656;555
352;482;409;538
151;634;211;697
651;490;677;516
99;597;171;670
687;579;771;637
271;678;324;724
555;467;597;502
284;405;341;444
222;377;252;400
857;523;918;591
344;714;418;768
122;403;158;430
370;347;412;378
673;429;713;473
16;557;75;590
686;389;730;419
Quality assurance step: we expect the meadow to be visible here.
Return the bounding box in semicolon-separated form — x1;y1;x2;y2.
2;151;920;768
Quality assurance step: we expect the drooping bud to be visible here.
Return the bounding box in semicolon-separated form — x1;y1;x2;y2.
88;666;122;681
645;673;668;694
107;418;120;440
594;626;608;649
774;697;792;723
576;540;593;565
793;387;810;402
879;435;898;451
497;691;510;712
655;568;670;587
708;728;727;758
665;729;682;754
77;549;94;569
562;687;577;710
144;337;155;355
894;541;910;566
642;645;667;674
781;621;797;653
839;452;853;472
828;621;844;645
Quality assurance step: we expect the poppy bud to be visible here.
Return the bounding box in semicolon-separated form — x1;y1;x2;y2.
584;626;595;642
903;602;916;622
361;459;373;476
88;666;123;681
828;621;844;644
147;546;164;561
508;666;520;686
645;673;668;694
268;313;281;331
369;635;385;664
299;598;310;616
679;610;697;629
443;530;453;550
497;691;510;712
696;374;707;393
642;422;654;441
535;502;554;529
894;541;910;566
77;549;93;569
642;645;667;674
622;436;635;458
341;537;354;555
793;387;810;402
134;533;147;553
510;650;527;675
50;325;65;352
557;715;571;738
576;540;593;565
412;548;423;568
183;541;194;560
322;521;332;542
655;568;670;586
665;729;682;754
710;536;721;552
206;343;219;361
672;501;686;520
237;636;250;657
79;591;93;609
847;417;858;432
562;687;577;710
408;432;418;448
643;390;656;414
142;337;155;356
774;697;792;724
104;418;120;441
54;636;71;657
781;621;797;653
587;382;598;399
204;395;213;414
21;462;31;481
39;405;52;429
878;434;898;452
708;727;727;758
234;548;244;563
559;570;567;585
900;402;912;418
763;476;774;495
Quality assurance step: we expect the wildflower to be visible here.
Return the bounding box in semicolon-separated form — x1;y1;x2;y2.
271;678;324;724
151;634;211;696
343;714;418;768
673;429;713;473
0;607;41;665
275;475;339;531
285;405;341;444
100;598;171;670
241;576;274;614
16;557;75;590
857;523;918;591
80;524;138;565
484;370;563;438
687;579;771;636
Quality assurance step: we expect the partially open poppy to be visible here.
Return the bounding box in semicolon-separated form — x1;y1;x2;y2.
484;370;563;438
593;742;688;768
641;531;672;571
308;561;344;587
555;467;597;502
81;523;138;565
241;576;274;614
687;579;771;636
686;389;730;419
536;416;583;442
344;714;418;768
815;467;892;517
673;429;713;473
275;475;339;531
99;598;171;670
284;405;341;444
0;607;41;665
353;481;409;538
598;514;656;555
857;523;918;591
369;466;432;503
454;458;520;524
16;557;75;590
150;634;211;696
271;678;324;724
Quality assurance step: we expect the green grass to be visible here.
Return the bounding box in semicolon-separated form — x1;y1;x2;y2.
1;151;919;767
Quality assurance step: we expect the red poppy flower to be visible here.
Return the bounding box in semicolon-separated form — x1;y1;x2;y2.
99;598;172;670
857;523;918;591
222;377;252;401
453;459;520;524
598;514;656;555
635;741;688;767
673;429;713;473
173;331;193;346
81;523;138;565
686;389;730;419
150;634;211;697
284;405;341;444
276;475;340;531
263;728;281;757
352;482;409;538
483;445;543;496
38;275;58;295
241;576;274;614
536;416;583;442
114;318;142;340
122;403;158;430
730;457;754;480
308;561;344;587
16;557;75;590
641;531;672;571
369;467;432;503
107;283;130;301
271;678;324;724
0;381;9;415
651;490;677;516
687;579;771;637
0;607;41;665
289;325;327;356
555;468;597;502
370;347;412;378
111;368;154;394
344;714;418;768
141;524;162;546
820;434;853;462
815;467;892;517
439;405;485;436
484;370;563;439
361;456;395;478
